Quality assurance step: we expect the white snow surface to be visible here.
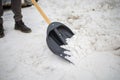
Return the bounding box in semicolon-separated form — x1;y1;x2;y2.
0;0;120;80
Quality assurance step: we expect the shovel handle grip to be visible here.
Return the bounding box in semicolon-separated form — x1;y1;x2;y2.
31;0;51;24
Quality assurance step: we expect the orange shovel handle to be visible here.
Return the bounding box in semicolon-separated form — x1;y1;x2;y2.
31;0;51;24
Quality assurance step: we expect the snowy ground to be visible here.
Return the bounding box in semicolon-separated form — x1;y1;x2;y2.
0;0;120;80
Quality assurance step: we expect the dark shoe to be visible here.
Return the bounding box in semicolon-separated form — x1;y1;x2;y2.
15;20;32;33
0;24;5;38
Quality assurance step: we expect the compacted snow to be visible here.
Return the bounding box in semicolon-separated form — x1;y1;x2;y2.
0;0;120;80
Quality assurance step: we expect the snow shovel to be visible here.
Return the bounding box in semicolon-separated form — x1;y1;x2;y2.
31;0;74;63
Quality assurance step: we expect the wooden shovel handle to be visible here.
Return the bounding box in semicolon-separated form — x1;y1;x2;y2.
31;0;51;24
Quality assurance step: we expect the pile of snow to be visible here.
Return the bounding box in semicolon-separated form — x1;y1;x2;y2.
0;0;120;80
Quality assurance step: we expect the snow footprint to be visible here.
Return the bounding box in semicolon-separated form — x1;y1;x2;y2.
66;13;92;29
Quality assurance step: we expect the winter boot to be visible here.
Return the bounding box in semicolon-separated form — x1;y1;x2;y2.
15;20;32;33
0;24;5;38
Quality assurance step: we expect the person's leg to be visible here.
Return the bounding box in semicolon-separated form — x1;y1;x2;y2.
11;0;22;22
0;0;4;38
0;0;3;24
11;0;31;33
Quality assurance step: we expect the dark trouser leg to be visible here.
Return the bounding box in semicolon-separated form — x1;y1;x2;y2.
11;0;31;33
0;1;4;38
11;0;23;22
0;0;3;24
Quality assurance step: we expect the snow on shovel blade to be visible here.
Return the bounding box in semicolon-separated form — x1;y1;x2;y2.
46;22;74;63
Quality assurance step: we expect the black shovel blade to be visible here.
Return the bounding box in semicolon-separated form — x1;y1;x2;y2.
46;22;74;63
